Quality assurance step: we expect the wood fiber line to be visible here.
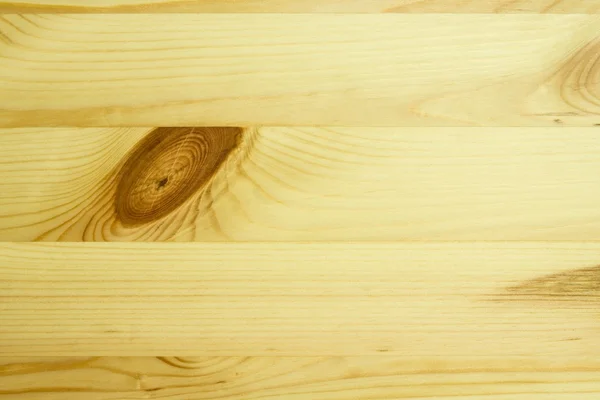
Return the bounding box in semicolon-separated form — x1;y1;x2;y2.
1;242;600;356
1;0;600;13
1;357;600;400
4;127;600;241
2;14;600;127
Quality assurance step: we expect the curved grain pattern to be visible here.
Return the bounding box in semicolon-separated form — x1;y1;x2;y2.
557;39;600;116
2;242;600;356
1;0;600;13
2;14;600;127
1;357;600;399
5;127;600;241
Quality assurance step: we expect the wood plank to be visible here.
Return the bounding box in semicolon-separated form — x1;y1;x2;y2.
3;127;600;241
1;242;600;356
2;357;600;400
2;14;600;127
2;0;600;13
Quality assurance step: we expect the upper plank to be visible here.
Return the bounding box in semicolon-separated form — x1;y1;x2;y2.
1;14;600;127
1;0;600;13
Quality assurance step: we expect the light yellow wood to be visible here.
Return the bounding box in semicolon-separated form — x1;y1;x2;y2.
2;357;600;399
1;242;599;356
4;127;600;241
1;0;600;13
2;14;600;127
1;9;600;399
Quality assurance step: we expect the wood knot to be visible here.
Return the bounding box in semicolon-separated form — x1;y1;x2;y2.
559;39;600;114
115;127;242;226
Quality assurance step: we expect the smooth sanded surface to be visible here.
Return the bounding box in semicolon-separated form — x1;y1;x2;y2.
1;242;600;356
3;127;600;241
2;7;600;400
2;356;600;399
2;14;600;126
2;0;600;13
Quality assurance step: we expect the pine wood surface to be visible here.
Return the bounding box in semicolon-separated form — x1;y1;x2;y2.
2;14;600;127
2;0;600;13
1;242;600;357
2;5;600;400
2;356;600;399
3;126;600;241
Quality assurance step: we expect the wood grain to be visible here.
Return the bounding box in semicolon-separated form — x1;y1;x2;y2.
2;0;600;13
2;356;600;399
4;127;600;241
1;242;600;356
2;6;599;399
2;14;600;127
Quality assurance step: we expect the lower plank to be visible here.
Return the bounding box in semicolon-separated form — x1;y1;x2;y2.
1;243;600;356
1;357;600;399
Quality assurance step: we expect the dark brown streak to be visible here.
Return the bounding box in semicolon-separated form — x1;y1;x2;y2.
115;127;242;227
506;265;600;300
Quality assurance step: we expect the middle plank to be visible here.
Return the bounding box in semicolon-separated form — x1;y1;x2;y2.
2;126;600;241
1;14;600;127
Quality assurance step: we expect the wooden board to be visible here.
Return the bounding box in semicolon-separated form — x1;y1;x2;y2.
2;8;600;400
4;127;600;241
2;0;600;13
1;242;600;356
2;14;600;127
2;356;600;400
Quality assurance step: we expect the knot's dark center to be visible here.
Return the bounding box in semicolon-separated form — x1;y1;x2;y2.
156;177;169;190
